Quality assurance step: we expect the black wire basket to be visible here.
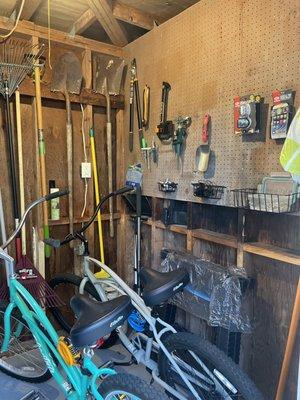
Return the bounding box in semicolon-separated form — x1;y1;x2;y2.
192;181;226;200
232;188;300;213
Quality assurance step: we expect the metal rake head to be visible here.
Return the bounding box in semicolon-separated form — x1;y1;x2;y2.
0;38;44;97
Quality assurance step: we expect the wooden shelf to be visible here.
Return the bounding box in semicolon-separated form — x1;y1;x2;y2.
192;229;238;248
49;212;121;226
243;242;300;266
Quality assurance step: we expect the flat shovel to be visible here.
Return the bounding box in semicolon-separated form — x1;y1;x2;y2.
51;52;82;242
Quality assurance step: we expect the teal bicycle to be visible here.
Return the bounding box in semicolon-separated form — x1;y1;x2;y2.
0;190;167;400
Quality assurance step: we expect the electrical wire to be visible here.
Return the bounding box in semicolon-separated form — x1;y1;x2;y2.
47;0;52;69
0;0;26;41
80;104;88;218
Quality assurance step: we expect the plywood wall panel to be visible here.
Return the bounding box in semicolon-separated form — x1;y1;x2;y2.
124;0;300;204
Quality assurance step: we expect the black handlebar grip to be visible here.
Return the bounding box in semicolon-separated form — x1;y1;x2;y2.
43;238;61;248
45;189;69;202
115;186;134;196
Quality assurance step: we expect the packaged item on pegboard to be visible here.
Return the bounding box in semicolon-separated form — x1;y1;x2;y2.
160;249;252;333
234;94;262;135
270;89;295;140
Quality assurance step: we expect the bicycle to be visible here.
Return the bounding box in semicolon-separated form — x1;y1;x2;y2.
47;187;264;400
0;190;167;400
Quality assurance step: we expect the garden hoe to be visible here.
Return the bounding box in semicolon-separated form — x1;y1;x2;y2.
51;52;82;244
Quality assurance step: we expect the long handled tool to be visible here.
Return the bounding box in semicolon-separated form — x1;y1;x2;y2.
34;65;51;258
104;77;114;238
0;38;43;259
15;89;34;267
89;127;105;264
51;52;82;243
275;277;300;400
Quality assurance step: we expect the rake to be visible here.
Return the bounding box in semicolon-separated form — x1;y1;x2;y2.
0;38;43;263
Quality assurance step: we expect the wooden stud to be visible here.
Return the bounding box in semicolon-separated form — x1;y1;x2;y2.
186;229;193;252
86;0;128;46
0;16;124;57
71;9;97;35
113;2;160;30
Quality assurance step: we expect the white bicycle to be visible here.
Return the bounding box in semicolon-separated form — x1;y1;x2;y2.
47;187;264;400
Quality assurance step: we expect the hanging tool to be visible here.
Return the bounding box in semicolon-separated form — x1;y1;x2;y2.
15;89;34;268
51;52;83;244
142;84;150;128
103;77;114;238
172;116;191;165
156;82;174;142
129;60;135;152
132;60;146;149
0;38;43;259
34;63;51;258
89;128;109;278
275;277;300;400
196;113;211;172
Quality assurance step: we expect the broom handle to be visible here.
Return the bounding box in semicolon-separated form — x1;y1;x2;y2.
276;277;300;400
15;90;26;256
34;66;50;258
89;128;105;264
105;84;114;238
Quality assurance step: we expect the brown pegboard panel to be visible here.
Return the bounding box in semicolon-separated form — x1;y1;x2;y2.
124;0;300;205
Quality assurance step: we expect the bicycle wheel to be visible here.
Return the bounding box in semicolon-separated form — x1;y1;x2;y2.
158;332;264;400
48;273;118;348
99;373;169;400
0;303;51;382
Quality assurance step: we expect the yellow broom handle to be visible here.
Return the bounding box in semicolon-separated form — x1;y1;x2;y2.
89;128;105;264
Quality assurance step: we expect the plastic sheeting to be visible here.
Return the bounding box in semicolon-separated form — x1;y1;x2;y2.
160;250;251;333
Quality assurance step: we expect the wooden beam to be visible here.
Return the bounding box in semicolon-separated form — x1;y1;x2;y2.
0;16;123;57
86;0;128;46
19;77;125;109
113;1;159;30
71;8;97;35
21;0;42;20
243;242;300;266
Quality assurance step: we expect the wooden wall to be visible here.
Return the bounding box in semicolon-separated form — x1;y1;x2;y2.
122;1;300;399
0;39;124;282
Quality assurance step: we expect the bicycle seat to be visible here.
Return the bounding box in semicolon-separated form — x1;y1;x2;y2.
70;295;132;347
140;267;189;307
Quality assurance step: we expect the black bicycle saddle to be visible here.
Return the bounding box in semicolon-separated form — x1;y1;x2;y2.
70;294;132;347
140;267;189;307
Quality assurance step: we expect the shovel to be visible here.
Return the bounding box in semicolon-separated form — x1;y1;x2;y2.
51;52;82;242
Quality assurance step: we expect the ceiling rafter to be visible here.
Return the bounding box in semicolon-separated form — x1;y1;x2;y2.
86;0;128;46
20;0;42;20
71;8;97;35
112;1;160;30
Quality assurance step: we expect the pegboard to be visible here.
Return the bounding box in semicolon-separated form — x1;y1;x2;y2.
124;0;300;205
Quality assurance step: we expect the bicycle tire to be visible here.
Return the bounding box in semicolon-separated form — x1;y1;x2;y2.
99;372;169;400
0;302;52;382
48;273;118;348
158;332;264;400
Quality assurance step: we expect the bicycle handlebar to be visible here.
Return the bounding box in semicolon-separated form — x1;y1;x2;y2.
1;189;69;250
46;186;134;249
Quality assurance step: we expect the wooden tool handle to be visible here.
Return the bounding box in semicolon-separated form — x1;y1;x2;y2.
275;277;300;400
66;121;74;238
142;85;150;127
15;90;26;255
34;66;50;257
107;121;114;238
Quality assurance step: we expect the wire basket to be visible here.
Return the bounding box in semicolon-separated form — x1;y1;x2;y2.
192;181;226;200
232;188;300;213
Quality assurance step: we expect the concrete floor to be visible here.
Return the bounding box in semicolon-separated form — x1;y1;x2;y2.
0;343;162;400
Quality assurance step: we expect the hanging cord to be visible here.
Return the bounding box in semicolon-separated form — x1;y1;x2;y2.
47;0;52;69
0;0;26;41
80;104;88;218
